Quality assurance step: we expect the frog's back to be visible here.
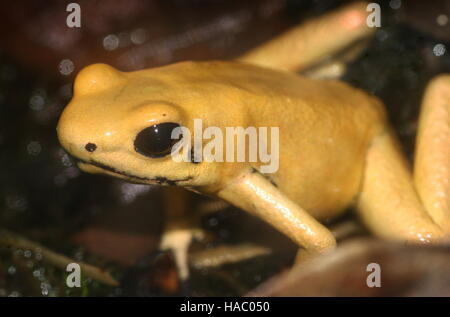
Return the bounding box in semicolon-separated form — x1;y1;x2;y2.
270;77;387;219
143;61;388;218
178;61;387;219
236;62;387;219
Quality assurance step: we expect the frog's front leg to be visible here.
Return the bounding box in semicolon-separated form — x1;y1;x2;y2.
217;169;337;261
356;75;450;242
159;187;205;281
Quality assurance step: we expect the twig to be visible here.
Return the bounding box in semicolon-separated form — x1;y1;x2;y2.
0;229;119;286
190;243;271;269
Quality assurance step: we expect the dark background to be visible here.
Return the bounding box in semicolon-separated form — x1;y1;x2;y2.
0;0;449;296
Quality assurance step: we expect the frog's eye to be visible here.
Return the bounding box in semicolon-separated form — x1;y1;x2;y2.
134;122;182;158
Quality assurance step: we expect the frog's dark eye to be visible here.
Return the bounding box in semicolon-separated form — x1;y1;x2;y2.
134;122;182;158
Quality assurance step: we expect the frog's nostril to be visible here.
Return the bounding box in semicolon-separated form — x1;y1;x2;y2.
85;143;97;152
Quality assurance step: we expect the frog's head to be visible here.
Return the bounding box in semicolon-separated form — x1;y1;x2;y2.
57;63;224;188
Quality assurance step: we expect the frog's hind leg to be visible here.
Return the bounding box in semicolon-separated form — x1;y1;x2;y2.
237;1;374;73
414;75;450;232
355;129;447;244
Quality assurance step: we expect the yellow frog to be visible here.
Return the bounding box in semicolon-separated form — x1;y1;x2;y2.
57;2;449;281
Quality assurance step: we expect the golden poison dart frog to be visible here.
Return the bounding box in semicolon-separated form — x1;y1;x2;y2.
57;2;450;281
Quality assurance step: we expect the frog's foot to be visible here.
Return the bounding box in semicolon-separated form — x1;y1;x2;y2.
159;227;205;281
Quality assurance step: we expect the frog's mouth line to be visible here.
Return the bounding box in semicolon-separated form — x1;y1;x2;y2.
75;158;192;186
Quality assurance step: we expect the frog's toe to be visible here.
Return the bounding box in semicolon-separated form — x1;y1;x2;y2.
159;228;206;281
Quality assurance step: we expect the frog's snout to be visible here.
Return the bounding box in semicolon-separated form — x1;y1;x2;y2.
56;109;99;160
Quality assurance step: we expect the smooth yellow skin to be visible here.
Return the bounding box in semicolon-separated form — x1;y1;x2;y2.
57;60;449;253
57;2;450;268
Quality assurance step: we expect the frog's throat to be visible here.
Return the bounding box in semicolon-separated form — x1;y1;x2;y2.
75;157;192;186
